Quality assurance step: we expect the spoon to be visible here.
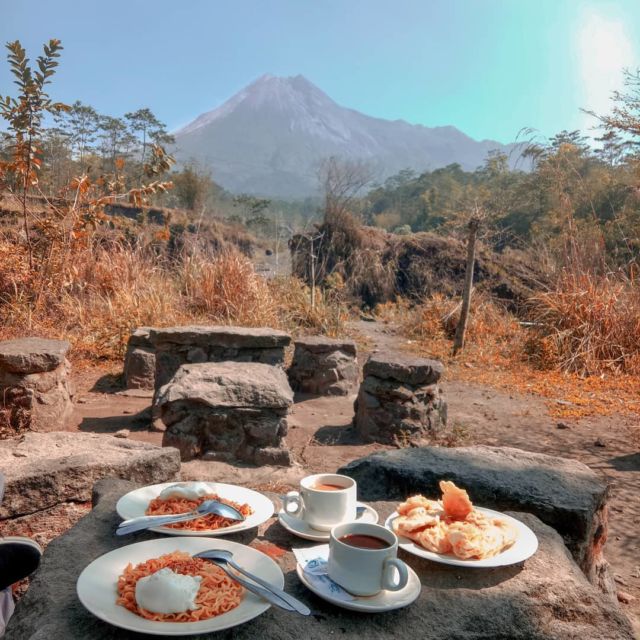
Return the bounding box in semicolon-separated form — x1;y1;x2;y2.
195;549;311;615
116;500;245;536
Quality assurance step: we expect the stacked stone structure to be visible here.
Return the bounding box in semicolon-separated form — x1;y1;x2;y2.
287;336;358;396
149;325;291;390
156;361;293;466
354;351;447;444
0;337;74;431
123;327;155;390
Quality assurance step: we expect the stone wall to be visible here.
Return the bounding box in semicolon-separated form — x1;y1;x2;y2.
149;325;291;391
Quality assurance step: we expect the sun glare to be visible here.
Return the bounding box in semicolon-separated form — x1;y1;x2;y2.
578;9;636;130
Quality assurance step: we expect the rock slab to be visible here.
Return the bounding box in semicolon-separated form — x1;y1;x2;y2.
354;351;447;444
150;325;291;390
5;477;635;640
0;431;180;519
123;327;155;390
0;337;74;431
340;445;614;597
287;336;358;396
156;362;293;466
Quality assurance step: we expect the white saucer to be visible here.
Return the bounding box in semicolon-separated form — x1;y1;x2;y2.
278;503;379;541
296;562;421;612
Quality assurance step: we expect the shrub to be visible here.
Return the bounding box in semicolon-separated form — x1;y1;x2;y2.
527;269;640;375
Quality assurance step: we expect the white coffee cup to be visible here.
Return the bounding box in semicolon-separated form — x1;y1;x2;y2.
328;522;409;596
283;473;357;531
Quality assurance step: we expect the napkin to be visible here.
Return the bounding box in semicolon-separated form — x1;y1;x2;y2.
293;545;356;602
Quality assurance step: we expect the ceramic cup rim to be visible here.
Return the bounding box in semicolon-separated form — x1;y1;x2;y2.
330;522;398;553
300;473;355;494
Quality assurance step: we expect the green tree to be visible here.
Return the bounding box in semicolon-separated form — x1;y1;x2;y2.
124;108;174;167
98;115;135;175
171;163;216;210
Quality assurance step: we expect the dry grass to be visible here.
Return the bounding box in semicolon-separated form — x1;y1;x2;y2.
0;233;347;363
377;290;640;420
527;269;640;375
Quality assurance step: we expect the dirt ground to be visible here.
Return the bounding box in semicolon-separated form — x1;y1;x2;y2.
64;319;640;633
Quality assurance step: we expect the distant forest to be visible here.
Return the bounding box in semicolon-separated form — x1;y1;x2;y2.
3;85;640;266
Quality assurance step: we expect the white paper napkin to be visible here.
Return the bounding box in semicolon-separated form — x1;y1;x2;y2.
293;545;356;602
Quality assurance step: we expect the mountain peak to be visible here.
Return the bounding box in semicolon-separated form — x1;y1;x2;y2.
174;75;515;198
176;73;331;136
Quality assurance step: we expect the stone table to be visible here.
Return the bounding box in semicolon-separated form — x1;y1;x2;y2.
156;362;293;466
339;445;613;597
149;326;291;391
6;478;635;640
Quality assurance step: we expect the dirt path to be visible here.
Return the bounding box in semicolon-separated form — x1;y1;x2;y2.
67;319;640;632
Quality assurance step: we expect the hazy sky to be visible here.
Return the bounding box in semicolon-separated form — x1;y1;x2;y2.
1;0;638;143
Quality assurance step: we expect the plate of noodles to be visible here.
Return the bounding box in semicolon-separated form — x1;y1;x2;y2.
116;482;274;536
384;480;538;568
77;536;284;635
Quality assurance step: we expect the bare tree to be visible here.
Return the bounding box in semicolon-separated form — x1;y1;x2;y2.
452;205;484;355
318;156;373;222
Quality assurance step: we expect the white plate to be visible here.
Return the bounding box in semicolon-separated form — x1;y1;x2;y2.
384;507;538;568
77;536;284;636
278;503;379;542
296;562;421;612
116;482;274;536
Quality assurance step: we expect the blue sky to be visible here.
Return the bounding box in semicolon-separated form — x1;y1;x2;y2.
1;0;639;143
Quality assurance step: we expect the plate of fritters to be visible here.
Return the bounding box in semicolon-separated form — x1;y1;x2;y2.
116;482;274;536
77;536;284;635
384;481;538;567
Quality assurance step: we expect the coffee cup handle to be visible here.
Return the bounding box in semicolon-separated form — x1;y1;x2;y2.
283;491;304;517
382;557;409;592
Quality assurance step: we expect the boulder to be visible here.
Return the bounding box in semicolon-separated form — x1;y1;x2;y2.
123;327;155;390
156;362;293;466
0;431;180;519
339;445;615;598
0;338;69;374
0;337;74;432
354;352;447;444
5;477;635;640
288;336;359;396
149;325;291;390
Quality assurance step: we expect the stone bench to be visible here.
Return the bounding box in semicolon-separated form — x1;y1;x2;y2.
339;445;615;598
155;361;293;466
353;351;447;444
287;336;358;396
5;477;635;640
0;337;74;432
0;432;180;547
123;327;155;390
0;432;180;520
150;325;291;391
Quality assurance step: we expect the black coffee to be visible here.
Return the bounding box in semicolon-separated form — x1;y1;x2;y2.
338;534;390;550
